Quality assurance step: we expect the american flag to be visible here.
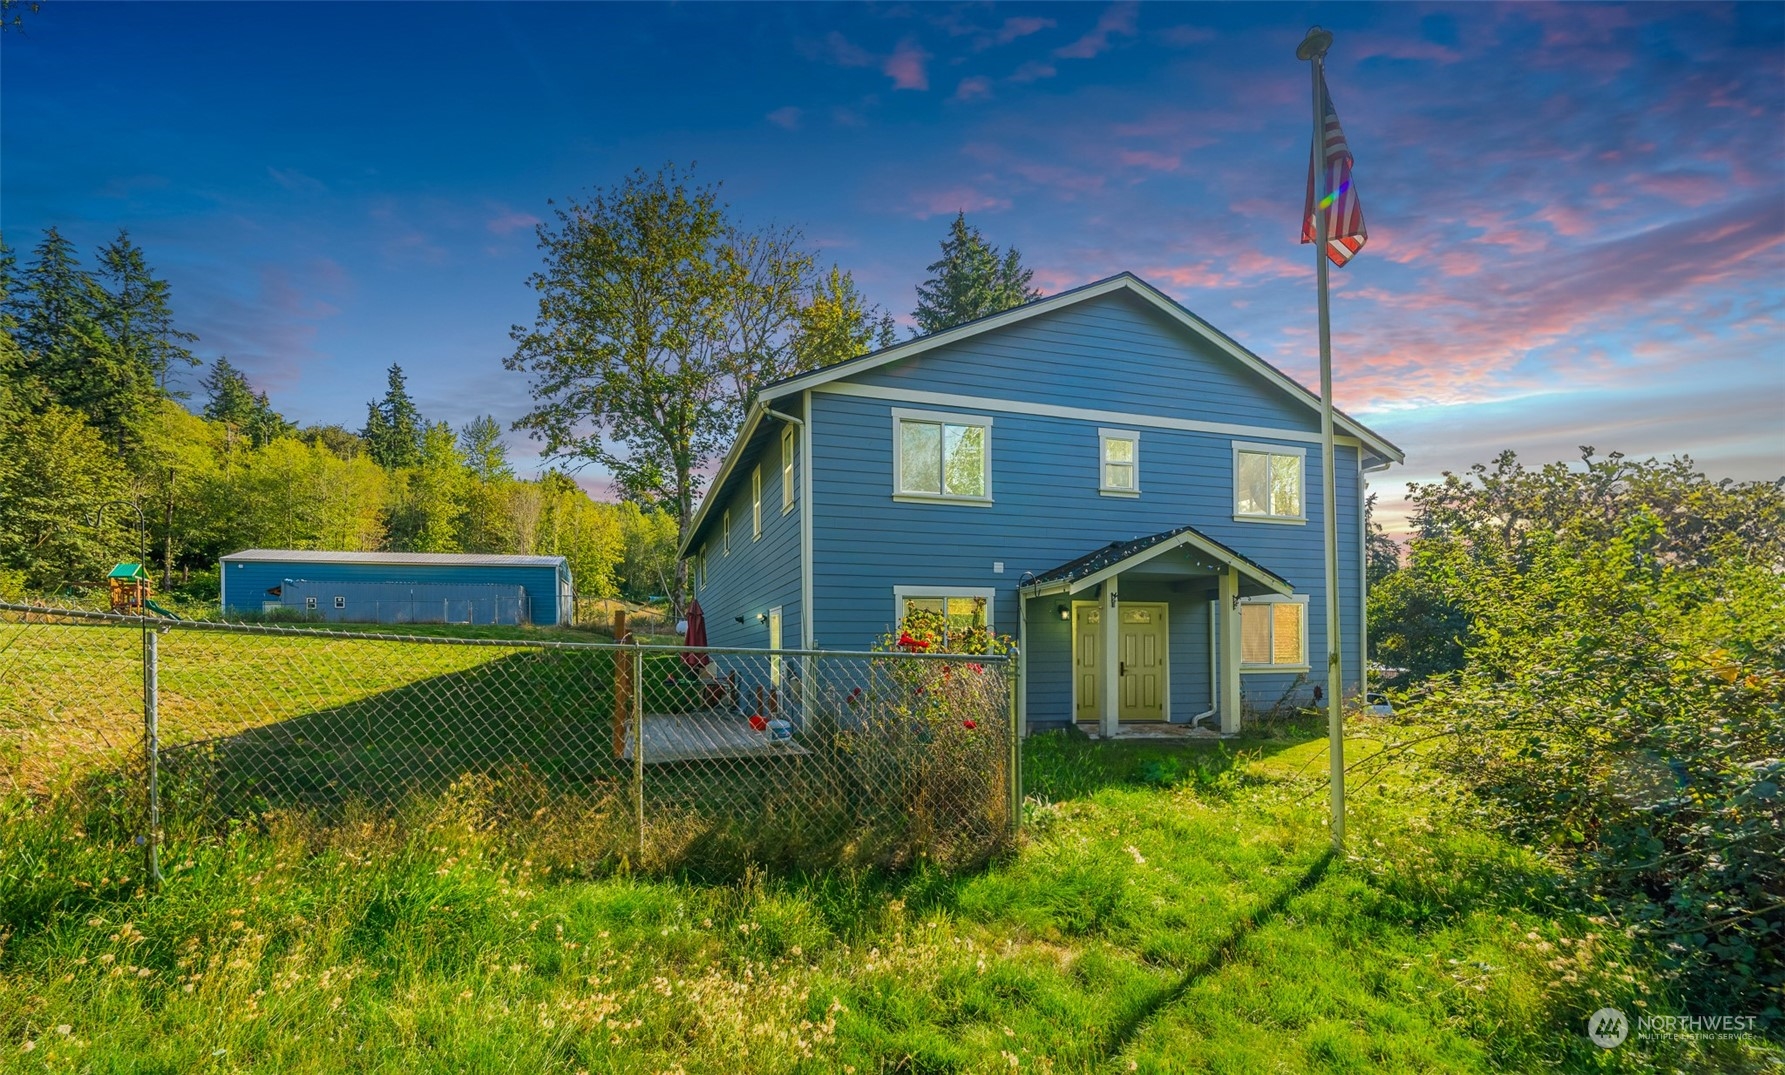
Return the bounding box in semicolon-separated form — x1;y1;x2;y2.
1302;69;1367;267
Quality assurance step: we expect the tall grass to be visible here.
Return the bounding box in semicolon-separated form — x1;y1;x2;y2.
3;723;1771;1072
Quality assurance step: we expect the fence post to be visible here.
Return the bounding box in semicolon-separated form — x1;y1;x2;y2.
1008;647;1021;838
142;627;164;890
632;642;645;860
611;610;629;758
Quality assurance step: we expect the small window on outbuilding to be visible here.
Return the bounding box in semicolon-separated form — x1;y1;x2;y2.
334;596;345;609
305;597;318;611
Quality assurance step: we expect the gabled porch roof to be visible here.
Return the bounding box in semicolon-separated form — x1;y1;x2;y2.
1018;523;1293;599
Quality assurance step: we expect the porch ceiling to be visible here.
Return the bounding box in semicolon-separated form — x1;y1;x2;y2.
1019;523;1293;599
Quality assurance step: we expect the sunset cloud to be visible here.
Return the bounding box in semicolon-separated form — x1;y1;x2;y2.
883;40;931;91
1055;2;1139;61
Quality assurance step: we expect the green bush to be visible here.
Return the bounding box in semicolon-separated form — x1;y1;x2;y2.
1387;450;1785;1019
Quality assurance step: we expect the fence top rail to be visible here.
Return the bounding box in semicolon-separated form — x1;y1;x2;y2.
0;601;1015;662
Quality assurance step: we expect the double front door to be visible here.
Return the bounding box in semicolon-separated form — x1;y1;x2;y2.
1073;602;1168;722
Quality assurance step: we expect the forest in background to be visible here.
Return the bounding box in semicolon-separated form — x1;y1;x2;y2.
0;227;680;611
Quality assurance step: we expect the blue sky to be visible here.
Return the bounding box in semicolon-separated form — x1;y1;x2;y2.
4;2;1781;528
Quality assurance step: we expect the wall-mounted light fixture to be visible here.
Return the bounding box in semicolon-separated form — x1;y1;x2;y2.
1056;604;1070;621
756;612;767;623
734;615;746;625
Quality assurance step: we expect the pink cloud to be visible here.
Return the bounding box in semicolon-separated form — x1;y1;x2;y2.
954;76;993;102
766;106;802;130
485;208;541;236
884;40;931;91
1118;149;1180;172
1055;2;1138;60
1010;59;1056;83
905;186;1013;219
992;16;1056;46
1352;37;1464;65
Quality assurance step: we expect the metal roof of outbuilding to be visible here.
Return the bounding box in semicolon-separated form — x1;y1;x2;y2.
221;549;568;569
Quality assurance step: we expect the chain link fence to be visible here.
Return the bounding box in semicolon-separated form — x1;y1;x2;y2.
0;602;1018;879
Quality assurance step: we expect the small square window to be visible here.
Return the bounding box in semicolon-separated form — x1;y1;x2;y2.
304;597;317;611
1099;429;1139;496
333;596;346;609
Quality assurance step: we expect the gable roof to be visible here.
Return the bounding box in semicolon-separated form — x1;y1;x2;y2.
1020;523;1294;599
764;272;1402;462
679;271;1403;557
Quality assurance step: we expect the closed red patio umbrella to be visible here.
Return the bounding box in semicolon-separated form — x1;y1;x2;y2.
681;599;711;669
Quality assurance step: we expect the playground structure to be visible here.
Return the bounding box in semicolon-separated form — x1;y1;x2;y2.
107;563;180;619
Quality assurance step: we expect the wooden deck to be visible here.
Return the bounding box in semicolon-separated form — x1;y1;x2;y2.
622;711;811;764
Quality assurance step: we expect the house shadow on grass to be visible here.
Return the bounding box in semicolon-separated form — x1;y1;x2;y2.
151;648;1017;877
157;648;628;819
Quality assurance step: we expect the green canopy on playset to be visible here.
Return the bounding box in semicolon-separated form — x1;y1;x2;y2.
107;563;149;580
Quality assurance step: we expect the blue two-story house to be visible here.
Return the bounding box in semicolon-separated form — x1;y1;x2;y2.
678;272;1403;737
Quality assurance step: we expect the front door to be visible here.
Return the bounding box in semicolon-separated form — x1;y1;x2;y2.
1073;602;1169;723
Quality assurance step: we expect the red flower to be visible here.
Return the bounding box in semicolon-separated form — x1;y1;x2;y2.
967;663;984;674
897;631;930;652
749;714;768;731
962;719;977;730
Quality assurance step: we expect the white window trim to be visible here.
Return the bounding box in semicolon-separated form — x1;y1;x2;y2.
722;509;731;555
890;407;994;506
780;425;796;515
1232;440;1308;524
1097;427;1141;497
891;585;997;631
334;596;345;609
1238;593;1310;673
751;466;762;540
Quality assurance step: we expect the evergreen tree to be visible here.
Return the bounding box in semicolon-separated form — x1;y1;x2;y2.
911;213;1041;335
0;234;40;423
362;364;423;467
202;357;259;426
389;421;467;553
458;415;513;481
14;228;153;450
92;229;198;395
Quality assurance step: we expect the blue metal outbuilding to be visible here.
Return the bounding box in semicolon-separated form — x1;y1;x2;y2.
219;550;573;626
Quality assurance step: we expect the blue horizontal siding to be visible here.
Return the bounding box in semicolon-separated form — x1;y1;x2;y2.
690;412;802;654
849;291;1318;434
808;391;1366;725
221;559;567;625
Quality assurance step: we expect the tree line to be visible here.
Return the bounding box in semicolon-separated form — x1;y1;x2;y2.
0;228;679;606
1;165;1041;612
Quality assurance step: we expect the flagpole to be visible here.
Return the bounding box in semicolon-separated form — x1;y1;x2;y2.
1298;25;1345;849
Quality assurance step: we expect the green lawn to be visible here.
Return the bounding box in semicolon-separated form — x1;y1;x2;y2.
3;718;1774;1073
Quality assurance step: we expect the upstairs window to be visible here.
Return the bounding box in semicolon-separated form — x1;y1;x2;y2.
1099;429;1139;496
781;425;796;514
751;466;762;539
1240;596;1308;670
1234;442;1305;523
893;409;992;503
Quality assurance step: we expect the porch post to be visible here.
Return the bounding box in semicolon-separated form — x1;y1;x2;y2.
1218;566;1242;734
1100;575;1120;738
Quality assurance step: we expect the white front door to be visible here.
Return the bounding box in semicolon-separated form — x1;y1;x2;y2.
1074;601;1169;723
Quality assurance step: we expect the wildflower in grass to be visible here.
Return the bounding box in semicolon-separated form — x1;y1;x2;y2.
55;1026;71;1036
962;719;976;730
